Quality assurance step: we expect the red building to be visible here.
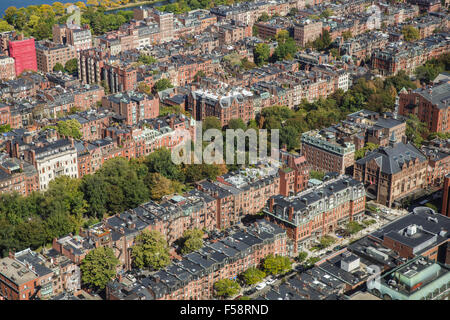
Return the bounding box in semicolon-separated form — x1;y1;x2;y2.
278;151;309;197
265;176;366;253
398;82;450;133
8;38;37;76
102;91;159;126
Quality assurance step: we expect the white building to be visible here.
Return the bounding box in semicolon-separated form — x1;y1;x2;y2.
27;139;78;191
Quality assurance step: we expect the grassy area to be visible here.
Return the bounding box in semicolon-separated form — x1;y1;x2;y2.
346;221;365;234
362;219;376;227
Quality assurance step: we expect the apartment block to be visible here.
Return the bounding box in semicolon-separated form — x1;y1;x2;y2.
264;175;366;253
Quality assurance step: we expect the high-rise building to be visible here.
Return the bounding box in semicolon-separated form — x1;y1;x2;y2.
8;38;37;76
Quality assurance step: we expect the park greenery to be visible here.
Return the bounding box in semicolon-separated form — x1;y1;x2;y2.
414;53;450;84
346;221;365;235
2;4;134;41
297;251;308;263
0;146;231;258
401;25;420;42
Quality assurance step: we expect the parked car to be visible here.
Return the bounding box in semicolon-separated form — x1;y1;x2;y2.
256;282;267;290
245;288;256;295
266;278;276;285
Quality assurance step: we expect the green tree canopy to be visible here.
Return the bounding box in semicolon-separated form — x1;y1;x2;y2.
262;254;292;275
64;58;78;74
202;116;222;132
152;78;173;93
253;43;270;66
131;230;170;270
180;228;204;255
56;119;82;139
53;63;65;72
241;267;266;286
214;279;241;298
80;247;119;290
402;25;420;42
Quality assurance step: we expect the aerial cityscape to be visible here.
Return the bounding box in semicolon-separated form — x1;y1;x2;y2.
0;0;448;306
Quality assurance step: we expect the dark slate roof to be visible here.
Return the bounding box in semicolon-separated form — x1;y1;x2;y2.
414;81;450;110
356;142;427;174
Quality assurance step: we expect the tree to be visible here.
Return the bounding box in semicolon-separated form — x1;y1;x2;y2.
253;43;270;66
0;20;14;33
0;124;11;133
241;267;266;286
152;78;173;94
194;70;206;82
272;34;297;62
202;116;222;132
80;247;119;290
180;229;204;255
406;114;429;147
138;82;152;95
342;30;353;40
402;25;420;42
227;118;247;131
262;254;292;275
53;63;65;72
257;12;270;22
100;80;110;94
138;54;157;65
346;221;364;235
80;174;109;219
355;143;379;160
96;157;149;213
65;58;78;74
145;172;176;201
280;126;300;151
214;279;241;298
56;119;82;139
310;170;325;181
297;251;308;263
319;235;335;248
131;230;170;270
145;148;184;181
320;8;334;18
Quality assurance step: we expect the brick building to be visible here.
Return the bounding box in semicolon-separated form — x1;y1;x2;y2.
442;174;450;218
264;175;366;253
301;130;356;175
398;82;450;133
278;150;310;196
35;40;77;73
369;206;450;265
102;91;159;126
106;220;287;300
188;87;254;127
354;142;428;207
294;20;323;47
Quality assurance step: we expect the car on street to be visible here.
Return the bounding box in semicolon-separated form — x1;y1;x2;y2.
245;288;256;295
256;282;267;290
266;278;276;285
